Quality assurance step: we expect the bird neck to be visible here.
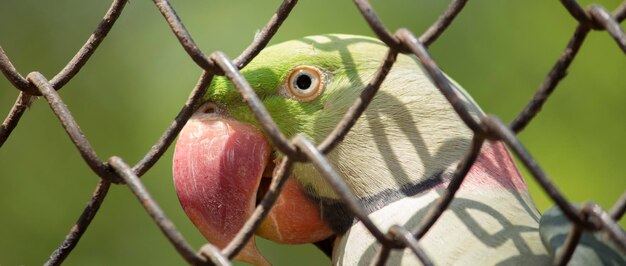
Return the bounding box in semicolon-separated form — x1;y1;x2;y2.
313;140;533;234
439;140;530;194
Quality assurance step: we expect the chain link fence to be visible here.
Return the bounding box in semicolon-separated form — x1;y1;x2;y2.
1;0;625;265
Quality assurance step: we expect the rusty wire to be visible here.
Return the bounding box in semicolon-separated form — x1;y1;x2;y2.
1;0;625;265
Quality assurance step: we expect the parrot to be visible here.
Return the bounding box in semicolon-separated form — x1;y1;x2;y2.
172;34;626;265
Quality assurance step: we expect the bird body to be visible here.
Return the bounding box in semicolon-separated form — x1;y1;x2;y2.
172;34;625;265
335;140;550;265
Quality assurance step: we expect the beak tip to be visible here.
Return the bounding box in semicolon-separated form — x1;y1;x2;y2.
236;240;272;266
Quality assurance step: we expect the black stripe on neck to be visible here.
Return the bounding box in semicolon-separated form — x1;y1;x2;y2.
305;170;447;234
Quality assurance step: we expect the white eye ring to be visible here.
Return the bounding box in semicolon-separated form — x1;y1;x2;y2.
284;66;325;102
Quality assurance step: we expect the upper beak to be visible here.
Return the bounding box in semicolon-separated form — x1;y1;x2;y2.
172;103;332;265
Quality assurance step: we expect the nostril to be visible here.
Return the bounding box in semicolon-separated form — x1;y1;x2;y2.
203;105;215;114
199;102;219;114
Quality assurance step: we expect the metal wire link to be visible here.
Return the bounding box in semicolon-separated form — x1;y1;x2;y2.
108;157;211;265
1;0;625;265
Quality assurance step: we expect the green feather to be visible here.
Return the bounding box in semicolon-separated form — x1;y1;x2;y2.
204;34;479;200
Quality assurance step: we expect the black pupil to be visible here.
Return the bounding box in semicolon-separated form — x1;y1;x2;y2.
296;74;312;90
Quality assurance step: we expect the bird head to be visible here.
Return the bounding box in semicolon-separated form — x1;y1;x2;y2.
172;34;480;264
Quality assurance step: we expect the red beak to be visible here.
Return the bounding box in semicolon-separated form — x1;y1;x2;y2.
173;109;332;264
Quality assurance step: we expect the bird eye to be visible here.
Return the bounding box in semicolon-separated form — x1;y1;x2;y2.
285;66;325;102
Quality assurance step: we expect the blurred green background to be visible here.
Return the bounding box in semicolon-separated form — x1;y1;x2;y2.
0;0;624;265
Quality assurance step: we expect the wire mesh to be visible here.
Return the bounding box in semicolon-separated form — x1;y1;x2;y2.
1;0;625;265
